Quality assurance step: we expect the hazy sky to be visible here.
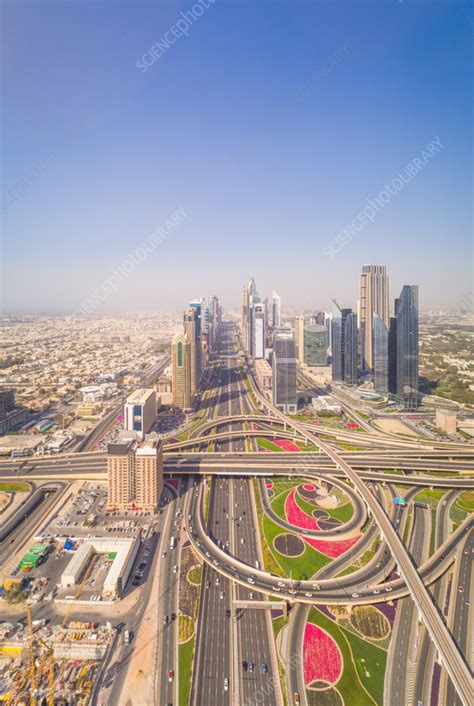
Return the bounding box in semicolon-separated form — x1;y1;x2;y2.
1;0;472;314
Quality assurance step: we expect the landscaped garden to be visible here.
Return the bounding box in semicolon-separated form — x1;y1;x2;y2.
304;606;388;705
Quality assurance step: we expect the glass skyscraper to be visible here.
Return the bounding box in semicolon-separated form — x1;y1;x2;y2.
331;300;353;383
303;325;327;366
373;314;389;393
344;313;358;385
272;329;297;413
396;285;419;408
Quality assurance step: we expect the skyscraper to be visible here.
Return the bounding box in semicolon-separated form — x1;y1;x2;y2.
183;307;199;392
189;299;202;338
135;435;163;510
388;315;398;394
344;313;358;385
358;264;389;371
373;314;389;393
241;285;249;350
295;315;305;364
303;325;327;366
272;329;297;413
396;285;419;408
172;331;192;410
272;291;281;328
253;302;266;358
331;300;352;382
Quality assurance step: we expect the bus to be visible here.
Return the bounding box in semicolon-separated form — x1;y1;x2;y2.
169;537;176;550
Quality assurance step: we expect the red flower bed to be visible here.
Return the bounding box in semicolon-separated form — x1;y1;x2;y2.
345;422;360;428
285;488;319;530
266;481;273;489
302;483;315;492
274;439;300;452
303;534;360;558
303;622;342;686
311;419;321;424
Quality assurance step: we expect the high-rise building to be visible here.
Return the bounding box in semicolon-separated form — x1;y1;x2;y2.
272;329;297;413
135;435;163;510
189;299;202;339
373;314;389;393
209;295;220;352
295;315;305;364
344;313;358;385
396;285;419;408
241;285;249;350
124;389;156;439
388;316;397;394
107;440;136;509
183;307;199;392
172;331;192;410
272;291;281;328
358;264;389;371
0;389;15;421
303;325;327;366
253;302;266;358
325;312;332;355
331;300;352;382
107;437;163;511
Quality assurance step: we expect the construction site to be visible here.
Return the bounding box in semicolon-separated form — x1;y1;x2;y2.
0;607;115;705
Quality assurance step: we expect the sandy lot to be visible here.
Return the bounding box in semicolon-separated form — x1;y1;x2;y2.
373;418;417;436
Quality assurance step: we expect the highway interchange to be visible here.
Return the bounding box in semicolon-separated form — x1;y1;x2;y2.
1;322;472;706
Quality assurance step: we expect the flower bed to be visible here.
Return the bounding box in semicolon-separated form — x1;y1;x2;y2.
285;488;320;530
304;535;360;558
304;622;342;686
273;439;300;452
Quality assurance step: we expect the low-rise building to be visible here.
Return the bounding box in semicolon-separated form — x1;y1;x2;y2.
312;395;342;414
255;359;272;390
435;409;457;435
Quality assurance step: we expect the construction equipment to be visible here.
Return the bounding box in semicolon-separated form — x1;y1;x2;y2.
37;638;55;706
26;606;37;706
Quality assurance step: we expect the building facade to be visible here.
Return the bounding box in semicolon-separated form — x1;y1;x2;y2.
124;388;156;439
295;315;305;364
172;331;192;410
396;285;419;408
272;291;281;328
358;264;389;371
272;329;297;413
107;436;163;511
344;313;358;385
303;325;327;366
373;314;389;393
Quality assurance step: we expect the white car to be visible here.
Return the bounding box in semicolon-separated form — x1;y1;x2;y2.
224;677;229;691
351;592;359;598
305;592;313;597
277;581;286;588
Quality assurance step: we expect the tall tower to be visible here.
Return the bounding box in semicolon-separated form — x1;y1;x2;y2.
295;315;305;364
359;264;389;371
344;313;358;385
107;440;136;510
272;329;297;413
183;307;198;393
396;285;419;408
331;300;353;382
241;285;249;350
272;291;281;328
253;302;266;358
172;331;192;410
373;314;389;393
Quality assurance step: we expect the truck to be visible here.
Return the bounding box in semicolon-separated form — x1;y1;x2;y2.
169;536;176;550
124;630;131;645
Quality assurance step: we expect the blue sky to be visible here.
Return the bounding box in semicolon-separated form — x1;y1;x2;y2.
1;0;472;314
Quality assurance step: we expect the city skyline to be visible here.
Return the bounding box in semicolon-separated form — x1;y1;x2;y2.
2;1;472;314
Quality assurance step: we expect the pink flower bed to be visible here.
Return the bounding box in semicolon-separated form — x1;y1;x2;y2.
274;439;300;452
311;419;321;424
303;534;360;558
285;489;360;557
302;483;315;492
251;423;257;429
303;622;342;686
285;488;320;530
345;423;360;428
266;481;273;489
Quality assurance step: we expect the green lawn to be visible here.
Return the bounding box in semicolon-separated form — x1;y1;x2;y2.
293;487;354;524
341;623;387;704
308;608;378;706
0;482;30;492
457;490;474;513
272;614;288;640
256;437;284;451
414;488;447;509
262;514;331;579
178;636;195;706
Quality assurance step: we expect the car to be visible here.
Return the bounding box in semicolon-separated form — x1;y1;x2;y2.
132;579;140;586
249;662;255;673
261;663;268;674
385;587;392;592
464;548;469;555
294;693;300;705
351;593;359;598
168;670;174;682
458;586;464;593
226;609;231;618
373;589;380;595
273;586;280;592
247;577;255;585
242;660;248;671
277;581;286;588
163;615;169;625
220;591;224;599
224;677;229;691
